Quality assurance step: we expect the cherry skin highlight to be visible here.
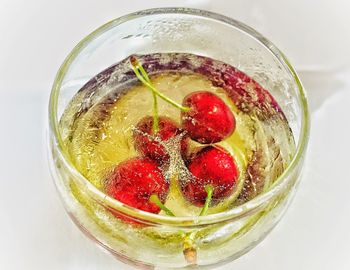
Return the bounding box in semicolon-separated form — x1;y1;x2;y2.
105;157;169;214
181;91;236;144
133;116;188;163
181;146;239;207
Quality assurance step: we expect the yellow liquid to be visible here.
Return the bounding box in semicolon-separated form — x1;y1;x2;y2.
62;72;294;217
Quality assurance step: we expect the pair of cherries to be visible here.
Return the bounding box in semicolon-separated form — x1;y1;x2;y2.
105;58;239;218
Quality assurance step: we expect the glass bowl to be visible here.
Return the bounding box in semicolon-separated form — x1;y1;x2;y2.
48;7;309;269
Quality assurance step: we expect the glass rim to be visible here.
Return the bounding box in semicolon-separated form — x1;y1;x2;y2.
49;7;310;227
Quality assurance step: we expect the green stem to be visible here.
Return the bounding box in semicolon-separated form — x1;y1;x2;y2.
130;57;190;112
200;185;214;216
137;61;159;132
130;57;159;133
152;92;159;133
182;185;214;265
149;194;175;216
137;60;151;82
182;231;197;265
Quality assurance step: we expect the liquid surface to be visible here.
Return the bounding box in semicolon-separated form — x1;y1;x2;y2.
60;53;295;217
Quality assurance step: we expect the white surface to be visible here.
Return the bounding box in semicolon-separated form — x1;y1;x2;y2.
1;1;350;269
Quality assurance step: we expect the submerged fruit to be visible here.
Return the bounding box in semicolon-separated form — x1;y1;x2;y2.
181;146;239;206
105;157;169;214
133;116;188;163
181;91;236;144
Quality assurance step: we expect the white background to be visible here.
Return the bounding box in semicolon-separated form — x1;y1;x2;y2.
1;1;350;269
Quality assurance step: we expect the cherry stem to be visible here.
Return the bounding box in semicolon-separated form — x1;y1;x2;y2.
150;91;159;133
182;185;214;265
199;185;214;216
137;61;159;133
182;231;197;265
149;194;175;216
130;56;190;114
130;57;159;133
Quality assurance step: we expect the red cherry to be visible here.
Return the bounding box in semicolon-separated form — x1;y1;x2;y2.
105;157;169;214
181;91;236;144
181;146;239;207
133;116;188;163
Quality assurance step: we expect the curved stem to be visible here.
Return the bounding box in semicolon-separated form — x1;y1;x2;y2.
137;61;159;132
152;92;159;133
149;194;175;216
138;59;151;82
130;58;159;132
130;57;190;112
200;185;214;216
182;231;197;265
182;185;214;265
